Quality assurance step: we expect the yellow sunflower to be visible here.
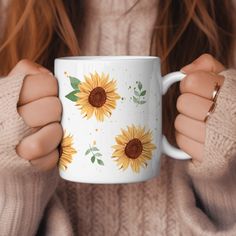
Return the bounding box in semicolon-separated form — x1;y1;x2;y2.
76;72;120;121
112;125;156;173
59;133;77;171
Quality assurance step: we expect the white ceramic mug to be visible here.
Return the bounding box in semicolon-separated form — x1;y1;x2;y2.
55;56;190;184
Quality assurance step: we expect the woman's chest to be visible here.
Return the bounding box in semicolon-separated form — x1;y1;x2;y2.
80;0;158;56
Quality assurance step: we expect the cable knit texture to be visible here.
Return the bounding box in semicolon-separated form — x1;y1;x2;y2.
0;75;32;174
172;70;236;235
0;0;236;236
0;75;59;236
187;70;236;179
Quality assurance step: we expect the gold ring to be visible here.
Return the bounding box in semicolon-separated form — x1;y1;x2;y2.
204;102;216;122
212;82;221;102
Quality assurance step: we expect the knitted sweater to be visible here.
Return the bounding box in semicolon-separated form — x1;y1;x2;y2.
1;0;236;235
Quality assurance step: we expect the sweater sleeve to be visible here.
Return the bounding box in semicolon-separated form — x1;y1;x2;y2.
36;194;74;236
0;74;59;236
173;69;236;235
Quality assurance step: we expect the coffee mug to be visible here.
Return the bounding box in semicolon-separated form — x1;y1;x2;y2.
54;56;190;184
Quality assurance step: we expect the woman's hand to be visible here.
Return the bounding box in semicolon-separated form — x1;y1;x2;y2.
9;59;63;171
175;54;225;163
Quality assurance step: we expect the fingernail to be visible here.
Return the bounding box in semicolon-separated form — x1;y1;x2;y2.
180;63;195;73
179;69;187;74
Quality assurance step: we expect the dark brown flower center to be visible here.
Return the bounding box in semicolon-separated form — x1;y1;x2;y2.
88;87;107;107
125;138;143;159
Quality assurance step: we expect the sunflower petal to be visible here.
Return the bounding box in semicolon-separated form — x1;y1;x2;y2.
76;72;120;121
120;129;131;142
112;149;125;157
104;80;116;92
59;133;77;171
94;108;105;121
112;125;156;173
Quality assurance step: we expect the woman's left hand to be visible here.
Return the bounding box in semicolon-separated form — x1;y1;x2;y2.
175;54;225;163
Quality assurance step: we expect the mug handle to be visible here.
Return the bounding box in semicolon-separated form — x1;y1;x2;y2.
161;71;191;160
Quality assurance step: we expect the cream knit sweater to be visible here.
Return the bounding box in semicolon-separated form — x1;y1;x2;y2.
0;1;236;236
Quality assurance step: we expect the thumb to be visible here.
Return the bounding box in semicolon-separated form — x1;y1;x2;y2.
181;54;225;74
8;59;51;77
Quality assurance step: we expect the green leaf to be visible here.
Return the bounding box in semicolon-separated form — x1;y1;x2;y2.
65;90;80;102
134;90;140;97
138;100;146;104
133;96;139;103
97;159;104;165
94;153;102;157
69;76;81;90
138;81;142;91
91;147;99;151
140;90;146;96
91;155;95;163
85;149;91;155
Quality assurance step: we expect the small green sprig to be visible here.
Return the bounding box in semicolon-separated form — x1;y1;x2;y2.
132;81;146;105
85;145;104;166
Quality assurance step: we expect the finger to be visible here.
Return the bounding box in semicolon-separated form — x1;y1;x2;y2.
18;97;62;127
18;73;58;105
175;131;204;162
30;149;59;172
174;114;206;143
16;122;63;160
8;59;51;77
177;93;213;121
180;71;224;100
181;54;225;74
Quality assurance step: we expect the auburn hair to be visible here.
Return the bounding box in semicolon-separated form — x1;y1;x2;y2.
0;0;235;143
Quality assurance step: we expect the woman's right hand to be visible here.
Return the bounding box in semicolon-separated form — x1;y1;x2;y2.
9;59;63;171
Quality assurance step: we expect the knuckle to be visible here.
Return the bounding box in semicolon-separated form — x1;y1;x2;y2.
47;97;62;118
174;114;182;130
54;98;63;116
55;122;62;131
183;71;203;91
52;122;63;139
176;94;185;112
50;77;59;94
17;59;31;68
183;75;194;91
27;140;42;158
175;132;182;148
197;53;214;64
45;75;58;95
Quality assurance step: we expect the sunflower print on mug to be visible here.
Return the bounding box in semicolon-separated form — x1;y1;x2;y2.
65;72;120;121
59;132;77;171
112;125;156;173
